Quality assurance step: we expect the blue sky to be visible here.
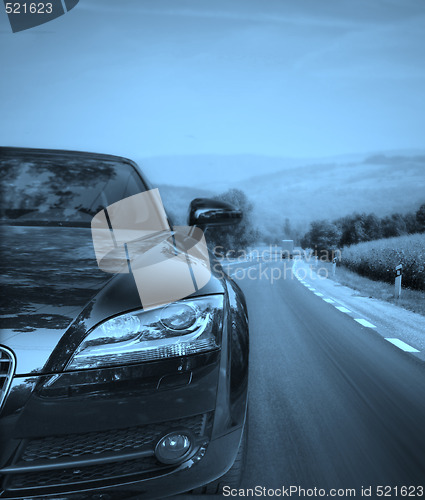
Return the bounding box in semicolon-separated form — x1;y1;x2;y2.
1;0;424;160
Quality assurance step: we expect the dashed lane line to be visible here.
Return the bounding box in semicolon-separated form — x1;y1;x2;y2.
385;338;420;353
335;306;352;313
293;262;422;356
355;318;377;328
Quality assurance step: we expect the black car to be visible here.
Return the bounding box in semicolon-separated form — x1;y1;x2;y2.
0;147;249;499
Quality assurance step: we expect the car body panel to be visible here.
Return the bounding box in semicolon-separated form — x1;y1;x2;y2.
0;147;249;499
0;225;225;376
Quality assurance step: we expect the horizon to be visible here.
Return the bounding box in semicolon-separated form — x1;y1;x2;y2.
140;148;425;189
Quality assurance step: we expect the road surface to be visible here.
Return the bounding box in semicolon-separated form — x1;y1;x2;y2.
227;258;425;493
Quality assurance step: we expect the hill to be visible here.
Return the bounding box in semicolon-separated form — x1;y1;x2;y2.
240;153;425;235
146;152;425;236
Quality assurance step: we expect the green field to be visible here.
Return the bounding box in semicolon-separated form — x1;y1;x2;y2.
341;234;425;291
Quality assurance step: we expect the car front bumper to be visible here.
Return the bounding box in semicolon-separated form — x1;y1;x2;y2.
1;425;244;499
0;345;247;499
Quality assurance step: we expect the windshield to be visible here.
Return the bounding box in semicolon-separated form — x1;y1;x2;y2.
0;154;148;226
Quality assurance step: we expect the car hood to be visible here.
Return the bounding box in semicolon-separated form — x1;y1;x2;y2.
0;225;224;375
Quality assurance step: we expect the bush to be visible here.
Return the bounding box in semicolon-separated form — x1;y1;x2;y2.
301;220;341;259
341;234;425;291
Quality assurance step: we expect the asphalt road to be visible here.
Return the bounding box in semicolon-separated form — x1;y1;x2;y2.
229;259;425;493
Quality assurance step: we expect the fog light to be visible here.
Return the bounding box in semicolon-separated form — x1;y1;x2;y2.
155;432;193;464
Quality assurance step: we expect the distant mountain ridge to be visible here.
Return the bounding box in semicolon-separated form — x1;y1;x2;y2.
150;152;425;234
240;153;425;235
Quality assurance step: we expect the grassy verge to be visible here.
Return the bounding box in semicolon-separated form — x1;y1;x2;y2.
314;262;425;317
341;233;425;290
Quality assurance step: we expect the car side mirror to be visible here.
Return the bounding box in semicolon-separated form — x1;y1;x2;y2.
188;198;242;227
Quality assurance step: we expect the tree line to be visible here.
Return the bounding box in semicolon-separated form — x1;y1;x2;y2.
301;204;425;257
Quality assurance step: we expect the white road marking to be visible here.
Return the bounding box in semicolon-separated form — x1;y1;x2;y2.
336;306;351;313
293;267;421;353
355;318;377;328
385;338;420;353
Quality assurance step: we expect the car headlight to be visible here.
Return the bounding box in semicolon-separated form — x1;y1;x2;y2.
65;295;223;370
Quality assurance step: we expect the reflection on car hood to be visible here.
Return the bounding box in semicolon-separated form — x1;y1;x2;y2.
0;225;111;374
0;226;111;329
0;225;224;375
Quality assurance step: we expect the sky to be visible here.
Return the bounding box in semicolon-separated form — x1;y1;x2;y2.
1;0;425;163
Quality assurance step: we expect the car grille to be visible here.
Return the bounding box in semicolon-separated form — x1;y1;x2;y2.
4;412;212;493
21;412;210;462
0;346;15;410
8;455;172;490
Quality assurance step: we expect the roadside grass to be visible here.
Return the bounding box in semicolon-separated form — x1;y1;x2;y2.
314;261;425;317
